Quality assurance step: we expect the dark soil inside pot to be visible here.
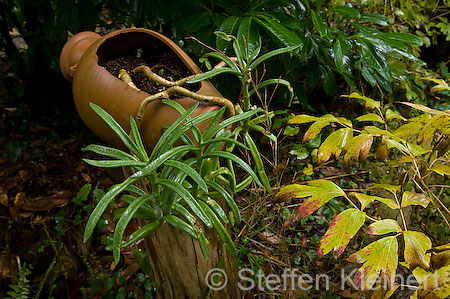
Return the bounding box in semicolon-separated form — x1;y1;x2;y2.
99;48;200;98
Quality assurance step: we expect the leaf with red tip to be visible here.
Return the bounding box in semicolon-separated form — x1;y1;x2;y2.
368;219;402;235
317;208;365;258
404;231;431;270
343;134;373;165
347;236;398;290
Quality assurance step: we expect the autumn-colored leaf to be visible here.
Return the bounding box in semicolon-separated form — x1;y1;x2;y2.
417;264;450;298
341;92;380;110
404;231;432;270
343;134;373;165
351;192;399;210
258;232;282;245
400;102;450;117
317;208;365;258
277;180;347;226
288;114;318;124
401;191;429;208
22;198;70;211
318;128;352;163
347;236;398;290
420;77;450;92
430;164;450;176
368;219;402;235
363;126;393;137
431;243;450;269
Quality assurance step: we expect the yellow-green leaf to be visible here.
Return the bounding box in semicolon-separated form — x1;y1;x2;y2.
356;113;385;123
317;208;366;258
341;92;381;109
404;231;432;270
351;192;399;210
386;109;406;121
347;236;398;290
288;114;318;124
401;191;430;208
370;184;401;195
303;163;314;175
318;128;352;163
343;134;373;165
420;77;450;92
368;219;402;235
301;114;339;143
430;164;450;176
400;102;450;117
417;264;450;298
406;142;430;157
364;126;394;137
385;139;408;153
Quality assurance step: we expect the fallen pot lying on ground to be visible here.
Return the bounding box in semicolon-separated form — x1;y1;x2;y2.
59;27;233;150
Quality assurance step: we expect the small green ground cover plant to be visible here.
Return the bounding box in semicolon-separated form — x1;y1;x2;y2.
277;80;450;297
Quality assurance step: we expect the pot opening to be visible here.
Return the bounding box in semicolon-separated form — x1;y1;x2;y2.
97;31;200;97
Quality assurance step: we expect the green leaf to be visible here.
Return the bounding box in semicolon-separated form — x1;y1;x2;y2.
377;32;423;47
120;220;162;248
237;17;261;63
164;160;208;192
254;14;303;47
288;114;318;124
198;201;236;257
203;197;228;224
401;191;430;208
404;231;432;270
360;13;388;26
187;67;242;83
206;180;240;224
156;179;212;228
203;151;262;188
73;183;92;205
368;219;402;235
302;115;339;143
317;208;366;257
333;38;352;74
356;113;385;123
318;128;352;163
164;215;198;239
249;78;294;105
89;103;144;161
370;184;401;195
202;52;239;72
217;16;240;49
84;177;137;242
113;194;155;263
311;10;327;37
130;116;149;161
417;264;450;298
173;202;196;226
351;192;399;210
430;165;450;176
386;109;406;121
347;236;398;290
198;231;209;259
248;45;300;70
82;144;138;161
330;6;361;18
284;125;299;136
82;159;147;168
276;180;347;223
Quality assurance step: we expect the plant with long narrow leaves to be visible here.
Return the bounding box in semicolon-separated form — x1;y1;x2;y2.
83;100;263;264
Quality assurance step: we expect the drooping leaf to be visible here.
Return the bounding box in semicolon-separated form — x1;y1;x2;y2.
356;113;385;123
317;208;366;258
368;219;402;235
164;215;198;240
385;109;406;121
351;192;399;210
347;236;398;290
404;231;432;270
216;16;240;49
400;102;450;117
401;191;430;208
318;128;352;163
420;77;450;92
341;92;380;109
311;10;327;37
343;133;373;165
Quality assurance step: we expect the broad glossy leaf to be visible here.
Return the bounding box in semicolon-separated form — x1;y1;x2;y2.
360;13;388;26
276;180;347;224
351;192;399;210
237;17;261;63
311;10;327;37
401;191;429;208
333;38;352;74
340;92;380;109
254;14;303;47
356;113;384;123
417;264;450;298
318;128;352;163
217;16;240;49
385;139;408;153
330;6;361;18
368;219;402;235
406;142;430;157
404;231;431;270
377;32;422;47
348;236;398;290
317;208;365;257
343;134;373;165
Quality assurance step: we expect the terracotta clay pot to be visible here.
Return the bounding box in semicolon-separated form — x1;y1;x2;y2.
60;28;221;150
